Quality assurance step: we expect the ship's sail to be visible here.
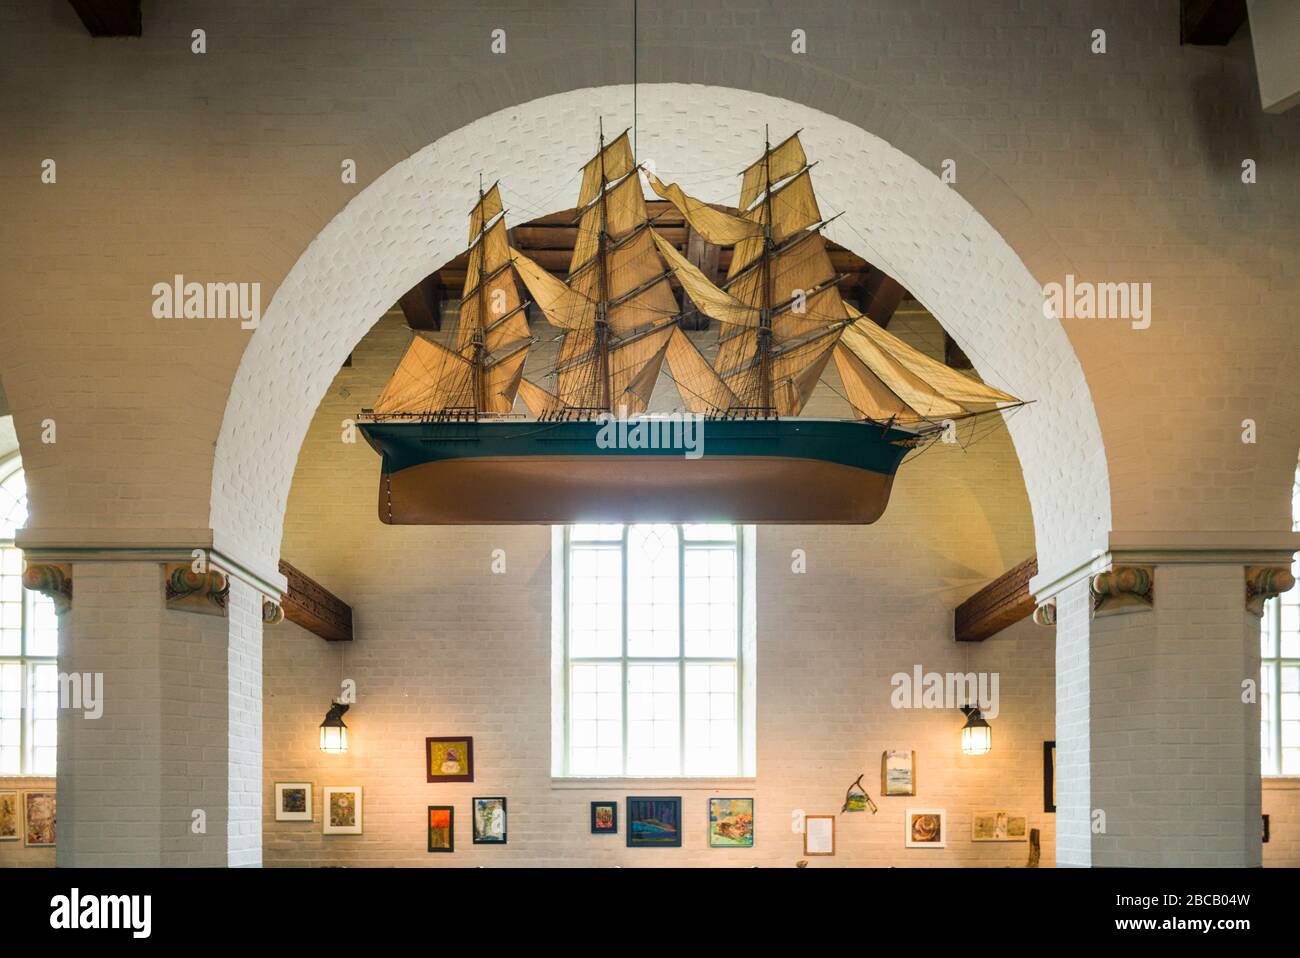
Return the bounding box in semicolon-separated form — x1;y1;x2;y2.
372;181;534;417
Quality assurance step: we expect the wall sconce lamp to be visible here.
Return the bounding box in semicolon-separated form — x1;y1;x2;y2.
959;705;992;756
319;702;350;754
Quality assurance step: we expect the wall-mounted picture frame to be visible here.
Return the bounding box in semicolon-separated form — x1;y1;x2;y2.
803;814;835;856
0;790;18;841
274;782;313;822
972;810;1028;842
881;749;916;796
322;786;362;835
1262;814;1270;844
426;736;474;783
23;791;56;847
428;805;454;853
1044;741;1056;813
591;801;618;834
905;808;945;848
472;796;507;844
708;797;754;848
626;796;682;847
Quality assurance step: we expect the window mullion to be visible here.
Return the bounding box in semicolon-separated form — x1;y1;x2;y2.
678;525;686;777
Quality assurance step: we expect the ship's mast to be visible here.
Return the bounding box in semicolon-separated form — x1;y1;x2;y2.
757;126;774;415
472;174;488;415
595;119;612;412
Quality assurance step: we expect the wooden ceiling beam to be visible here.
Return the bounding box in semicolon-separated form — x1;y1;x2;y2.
944;334;973;369
857;267;908;327
68;0;142;36
279;560;353;642
954;555;1038;642
398;274;444;331
1180;0;1247;45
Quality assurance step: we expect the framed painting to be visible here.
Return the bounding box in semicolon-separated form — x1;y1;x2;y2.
426;736;474;783
472;796;507;844
1262;814;1270;843
803;814;835;856
428;805;454;853
23;791;56;847
322;786;362;835
881;750;916;796
708;797;754;848
591;801;618;834
905;808;945;848
0;790;18;841
626;796;682;847
274;782;312;822
1044;741;1056;813
972;810;1028;842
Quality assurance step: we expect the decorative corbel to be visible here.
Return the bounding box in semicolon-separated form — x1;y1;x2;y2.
1246;565;1296;617
164;564;229;617
1090;565;1154;616
262;598;285;625
1032;599;1056;627
22;562;72;614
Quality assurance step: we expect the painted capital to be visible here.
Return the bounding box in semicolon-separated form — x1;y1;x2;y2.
1090;565;1154;616
22;562;72;614
1032;599;1056;627
164;564;229;617
262;598;285;625
1246;565;1296;617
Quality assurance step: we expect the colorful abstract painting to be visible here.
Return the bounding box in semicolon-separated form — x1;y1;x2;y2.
591;801;618;834
322;786;362;834
626;796;682;847
426;736;474;783
428;805;454;853
708;797;754;848
472;796;507;844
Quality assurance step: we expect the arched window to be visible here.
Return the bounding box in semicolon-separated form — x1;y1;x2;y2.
1261;462;1300;776
0;457;58;775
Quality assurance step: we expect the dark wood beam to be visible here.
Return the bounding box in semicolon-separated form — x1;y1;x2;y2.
398;274;444;331
944;334;973;369
858;268;907;327
68;0;141;36
1180;0;1247;45
954;555;1038;642
279;560;353;642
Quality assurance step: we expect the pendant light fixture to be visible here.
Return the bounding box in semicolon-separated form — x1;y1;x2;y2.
959;704;992;756
319;702;350;754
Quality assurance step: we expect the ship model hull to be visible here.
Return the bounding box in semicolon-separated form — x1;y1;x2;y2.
360;418;914;525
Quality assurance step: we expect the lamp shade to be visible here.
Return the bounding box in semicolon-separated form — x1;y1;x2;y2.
319;702;350;753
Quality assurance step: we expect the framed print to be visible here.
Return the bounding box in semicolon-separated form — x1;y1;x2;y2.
803;814;835;856
905;808;945;848
472;796;507;844
23;791;56;847
1044;741;1056;813
708;797;754;848
1262;814;1270;843
626;796;682;847
972;810;1028;842
322;786;362;835
881;750;916;796
0;790;18;841
426;736;474;783
591;801;618;834
428;805;454;853
274;782;312;822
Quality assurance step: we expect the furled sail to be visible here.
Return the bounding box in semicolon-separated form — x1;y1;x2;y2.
645;172;762;247
649;229;759;328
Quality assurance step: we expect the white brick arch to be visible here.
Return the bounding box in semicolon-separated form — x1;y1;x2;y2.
210;83;1110;580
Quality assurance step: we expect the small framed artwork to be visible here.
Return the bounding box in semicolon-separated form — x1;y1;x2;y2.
591;801;618;834
23;791;56;847
803;814;835;856
428;805;454;853
626;796;682;847
426;736;474;783
274;782;313;822
0;791;18;841
322;786;362;835
905;808;945;848
972;810;1028;842
881;750;916;796
1044;741;1056;813
708;797;754;848
472;796;507;844
1262;814;1270;844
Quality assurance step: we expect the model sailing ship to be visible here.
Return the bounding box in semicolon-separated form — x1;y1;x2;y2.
358;128;1023;524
